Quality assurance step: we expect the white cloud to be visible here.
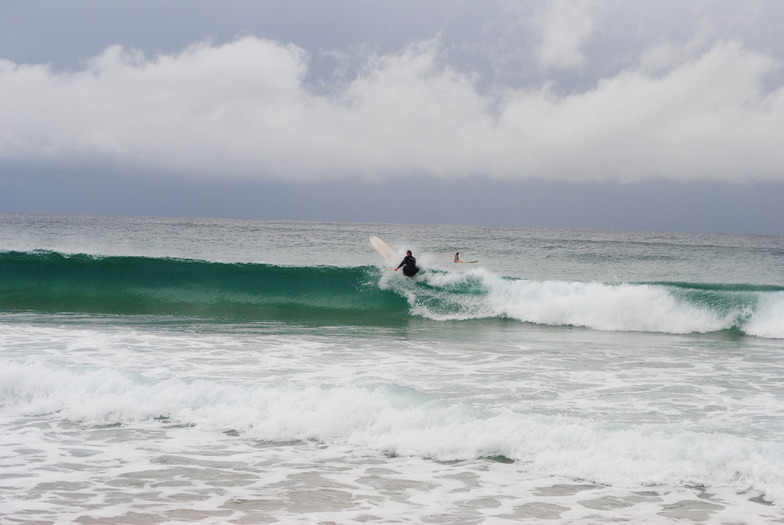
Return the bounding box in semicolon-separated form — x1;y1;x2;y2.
0;36;782;184
533;0;597;72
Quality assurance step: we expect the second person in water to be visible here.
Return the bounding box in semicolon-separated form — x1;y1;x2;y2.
395;250;420;277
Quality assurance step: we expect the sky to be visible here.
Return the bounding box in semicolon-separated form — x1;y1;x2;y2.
1;0;783;235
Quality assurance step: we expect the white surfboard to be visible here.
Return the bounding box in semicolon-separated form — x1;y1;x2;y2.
369;236;394;261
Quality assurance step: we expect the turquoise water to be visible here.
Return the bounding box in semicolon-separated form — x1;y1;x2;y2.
1;213;783;524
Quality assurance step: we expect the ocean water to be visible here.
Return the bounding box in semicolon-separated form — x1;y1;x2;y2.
1;213;783;524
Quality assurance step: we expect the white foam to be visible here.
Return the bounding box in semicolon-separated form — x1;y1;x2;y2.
2;358;783;506
410;269;733;334
492;279;732;333
744;292;784;339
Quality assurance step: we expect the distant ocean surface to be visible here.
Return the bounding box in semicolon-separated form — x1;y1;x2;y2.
1;213;783;524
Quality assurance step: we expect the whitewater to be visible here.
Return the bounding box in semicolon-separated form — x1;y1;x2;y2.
1;213;783;524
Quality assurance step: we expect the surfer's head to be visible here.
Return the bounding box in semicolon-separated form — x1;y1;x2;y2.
406;250;412;255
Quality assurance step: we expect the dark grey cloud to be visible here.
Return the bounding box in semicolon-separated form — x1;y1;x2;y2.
4;159;783;235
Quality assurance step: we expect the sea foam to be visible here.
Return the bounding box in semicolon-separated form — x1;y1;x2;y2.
411;268;783;337
2;358;782;504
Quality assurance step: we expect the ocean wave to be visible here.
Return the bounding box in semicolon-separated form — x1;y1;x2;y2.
2;250;782;338
0;250;408;323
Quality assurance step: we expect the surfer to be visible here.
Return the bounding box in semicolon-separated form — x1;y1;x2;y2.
453;252;478;263
395;250;420;277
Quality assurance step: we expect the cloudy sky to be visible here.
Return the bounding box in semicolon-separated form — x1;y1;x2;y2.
2;0;783;234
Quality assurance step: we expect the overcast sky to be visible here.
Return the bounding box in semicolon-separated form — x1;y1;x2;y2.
2;0;783;234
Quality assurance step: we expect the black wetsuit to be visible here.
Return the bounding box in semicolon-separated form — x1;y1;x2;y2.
397;255;420;277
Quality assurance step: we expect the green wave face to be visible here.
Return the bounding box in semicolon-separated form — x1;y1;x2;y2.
0;251;409;323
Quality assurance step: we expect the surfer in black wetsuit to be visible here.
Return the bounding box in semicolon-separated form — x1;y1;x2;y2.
395;250;420;277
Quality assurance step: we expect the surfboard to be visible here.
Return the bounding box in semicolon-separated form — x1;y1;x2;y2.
455;260;479;263
369;236;394;261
